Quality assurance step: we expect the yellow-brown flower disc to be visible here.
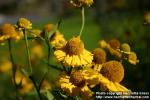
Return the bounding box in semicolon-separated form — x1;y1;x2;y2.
65;37;84;55
121;43;131;52
100;61;124;83
108;39;120;50
70;71;85;87
92;48;106;64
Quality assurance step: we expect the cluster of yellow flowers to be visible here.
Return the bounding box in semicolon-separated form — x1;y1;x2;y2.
50;29;138;98
0;0;139;99
0;18;32;44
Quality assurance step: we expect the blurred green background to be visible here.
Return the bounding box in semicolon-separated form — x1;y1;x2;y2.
0;0;150;99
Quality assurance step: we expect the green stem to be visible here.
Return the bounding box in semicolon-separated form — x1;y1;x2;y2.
79;7;85;37
7;39;18;98
29;76;43;100
23;29;32;74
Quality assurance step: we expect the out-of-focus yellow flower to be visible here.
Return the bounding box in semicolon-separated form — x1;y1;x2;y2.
49;32;66;49
41;24;54;37
121;43;131;53
70;0;93;7
144;12;150;24
99;40;108;48
40;80;51;90
17;18;32;29
15;69;33;94
58;69;99;98
99;39;122;58
31;29;42;37
30;42;45;59
54;37;93;67
98;60;130;92
128;52;138;65
0;23;17;39
0;59;12;73
43;24;54;32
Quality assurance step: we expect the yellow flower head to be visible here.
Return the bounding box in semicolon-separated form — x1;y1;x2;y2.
58;69;99;98
99;40;108;48
0;23;18;39
70;0;93;7
92;48;106;64
17;18;32;29
31;29;42;37
0;59;12;73
108;39;121;50
100;61;124;83
54;37;93;67
99;39;122;58
15;69;33;94
121;43;131;52
30;41;45;59
128;52;138;65
40;80;51;90
49;32;67;49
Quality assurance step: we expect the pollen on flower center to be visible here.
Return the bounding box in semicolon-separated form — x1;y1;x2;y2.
65;37;84;55
100;61;124;83
92;48;106;64
70;71;85;87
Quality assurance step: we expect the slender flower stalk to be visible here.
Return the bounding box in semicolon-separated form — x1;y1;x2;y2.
29;76;43;100
79;7;85;37
23;29;32;74
7;39;18;98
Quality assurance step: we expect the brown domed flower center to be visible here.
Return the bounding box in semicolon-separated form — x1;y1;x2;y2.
70;71;85;87
100;61;124;83
92;48;106;64
108;39;120;50
65;37;84;55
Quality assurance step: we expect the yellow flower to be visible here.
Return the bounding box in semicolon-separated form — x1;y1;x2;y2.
30;41;45;59
98;60;130;92
54;37;93;67
15;69;33;94
79;0;93;6
0;59;12;73
121;43;131;53
31;29;42;37
89;48;106;72
49;32;67;49
99;40;108;48
40;80;51;90
58;70;99;98
128;52;138;65
70;0;93;7
0;23;18;39
99;39;122;58
17;18;32;29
